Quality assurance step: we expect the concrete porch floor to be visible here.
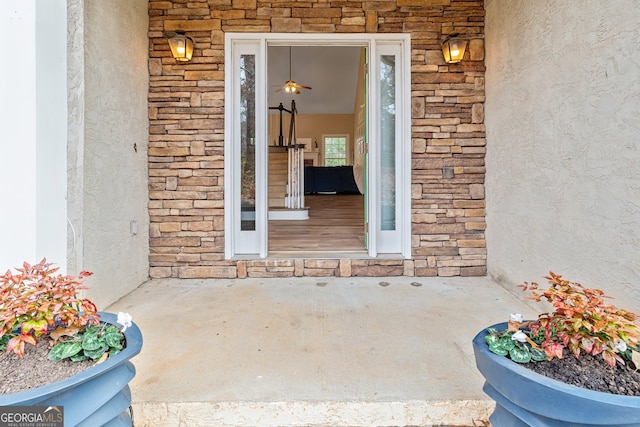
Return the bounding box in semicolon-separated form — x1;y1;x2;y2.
106;275;538;427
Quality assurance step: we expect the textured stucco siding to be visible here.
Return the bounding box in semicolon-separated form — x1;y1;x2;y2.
80;0;150;306
485;1;640;310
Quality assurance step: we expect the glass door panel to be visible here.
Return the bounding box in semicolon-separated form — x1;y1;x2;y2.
379;54;396;231
225;37;266;257
373;40;409;256
240;54;256;231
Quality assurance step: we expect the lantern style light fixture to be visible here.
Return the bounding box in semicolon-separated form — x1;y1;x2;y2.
441;33;468;64
166;30;194;62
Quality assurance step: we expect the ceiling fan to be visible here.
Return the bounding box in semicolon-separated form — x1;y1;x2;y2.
276;46;312;94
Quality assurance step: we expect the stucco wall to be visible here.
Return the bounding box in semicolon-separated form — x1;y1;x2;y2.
485;1;640;310
80;0;150;306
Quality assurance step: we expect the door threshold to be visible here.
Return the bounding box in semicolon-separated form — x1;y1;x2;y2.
268;250;367;259
266;251;404;260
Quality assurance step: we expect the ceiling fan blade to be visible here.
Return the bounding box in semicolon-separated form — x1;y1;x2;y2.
272;47;313;93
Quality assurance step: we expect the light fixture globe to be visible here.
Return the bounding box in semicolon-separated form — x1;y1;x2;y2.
167;30;194;62
441;33;468;64
275;46;311;94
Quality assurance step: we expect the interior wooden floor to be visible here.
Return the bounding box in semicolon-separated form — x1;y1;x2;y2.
269;194;365;256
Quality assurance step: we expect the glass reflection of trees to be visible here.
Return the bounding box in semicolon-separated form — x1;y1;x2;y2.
380;55;396;231
240;55;256;230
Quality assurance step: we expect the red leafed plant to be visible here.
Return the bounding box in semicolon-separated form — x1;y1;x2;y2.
521;272;640;368
0;259;99;357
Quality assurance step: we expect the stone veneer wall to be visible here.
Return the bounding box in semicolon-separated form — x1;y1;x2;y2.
148;0;486;279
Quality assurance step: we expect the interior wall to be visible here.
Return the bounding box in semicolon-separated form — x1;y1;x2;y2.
352;48;367;193
78;0;150;307
294;114;354;165
485;1;640;310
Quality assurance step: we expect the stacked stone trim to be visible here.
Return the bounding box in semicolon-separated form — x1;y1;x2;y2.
148;0;486;279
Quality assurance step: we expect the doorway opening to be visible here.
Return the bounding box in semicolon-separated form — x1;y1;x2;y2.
267;45;366;256
224;33;411;260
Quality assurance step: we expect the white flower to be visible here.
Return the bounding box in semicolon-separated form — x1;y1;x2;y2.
616;340;628;352
117;312;133;332
512;330;528;343
510;313;524;323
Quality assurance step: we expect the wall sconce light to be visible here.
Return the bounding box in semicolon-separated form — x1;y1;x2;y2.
166;30;194;62
441;33;468;64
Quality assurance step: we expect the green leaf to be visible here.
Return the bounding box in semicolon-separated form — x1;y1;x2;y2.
104;332;123;349
510;346;532;363
104;325;119;335
23;319;48;335
84;343;109;361
489;342;509;356
500;335;515;351
485;333;500;346
109;348;121;358
0;334;12;352
84;325;100;334
70;352;89;362
82;333;101;351
530;347;548;362
48;341;83;361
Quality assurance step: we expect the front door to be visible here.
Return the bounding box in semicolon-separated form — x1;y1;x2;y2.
225;34;411;259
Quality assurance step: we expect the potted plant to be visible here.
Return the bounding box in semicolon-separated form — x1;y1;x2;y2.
0;259;142;427
472;272;640;426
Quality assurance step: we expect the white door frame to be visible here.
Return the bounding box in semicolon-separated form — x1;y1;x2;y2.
224;37;268;258
370;40;411;256
224;33;411;259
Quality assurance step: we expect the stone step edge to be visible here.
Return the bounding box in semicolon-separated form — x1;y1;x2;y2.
132;399;494;427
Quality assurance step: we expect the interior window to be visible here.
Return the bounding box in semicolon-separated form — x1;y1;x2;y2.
323;135;348;166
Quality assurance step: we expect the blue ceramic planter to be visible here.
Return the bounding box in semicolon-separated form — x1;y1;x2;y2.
0;312;142;427
473;322;640;426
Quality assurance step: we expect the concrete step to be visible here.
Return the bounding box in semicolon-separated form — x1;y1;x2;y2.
132;400;493;426
107;276;537;426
